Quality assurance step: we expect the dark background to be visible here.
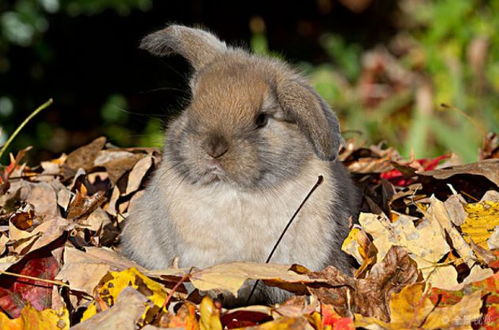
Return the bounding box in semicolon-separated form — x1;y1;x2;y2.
0;0;396;156
1;0;497;163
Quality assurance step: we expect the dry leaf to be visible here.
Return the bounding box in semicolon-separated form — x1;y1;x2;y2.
73;287;147;330
0;304;69;330
67;184;106;220
341;227;364;264
9;207;34;230
160;302;199;329
319;303;355;329
488;226;499;249
81;267;184;327
64;137;106;172
445;194;467;226
186;262;318;297
11;217;71;255
423;290;483;329
418;159;499;186
461;200;499;249
0;234;8;255
95;151;144;184
426;197;475;267
124;155;153;195
199;296;222;330
56;247;145;296
355;283;483;329
309;246;419;321
359;211;452;280
273;295;317;318
25;182;59;218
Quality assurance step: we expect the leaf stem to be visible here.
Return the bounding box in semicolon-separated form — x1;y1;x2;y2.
0;98;53;160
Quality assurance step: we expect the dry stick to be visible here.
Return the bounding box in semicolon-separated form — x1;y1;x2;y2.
0;98;54;160
162;270;192;309
245;175;324;305
0;269;94;301
0;269;69;287
149;269;192;325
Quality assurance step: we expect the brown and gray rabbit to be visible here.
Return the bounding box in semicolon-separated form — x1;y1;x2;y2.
120;25;359;304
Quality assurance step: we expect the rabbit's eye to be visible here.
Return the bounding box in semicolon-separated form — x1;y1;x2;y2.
255;113;269;128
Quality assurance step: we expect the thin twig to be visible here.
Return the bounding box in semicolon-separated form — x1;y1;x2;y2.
162;271;191;309
0;98;53;160
0;269;69;287
246;175;324;304
149;269;192;325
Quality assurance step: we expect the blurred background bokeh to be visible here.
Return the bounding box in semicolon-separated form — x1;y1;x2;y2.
0;0;498;163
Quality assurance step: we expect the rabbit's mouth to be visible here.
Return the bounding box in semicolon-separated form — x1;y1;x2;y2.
198;160;226;184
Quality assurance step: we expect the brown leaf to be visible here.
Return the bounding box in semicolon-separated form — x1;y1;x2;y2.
56;246;146;296
67;183;106;220
21;182;60;218
309;246;420;321
355;283;483;329
124;155;153;195
184;262;322;297
445;194;467;226
418;159;499;186
9;206;34;230
480;132;498;160
72;287;148;330
95;150;144;184
63;137;107;173
273;295;317;318
10;217;72;255
347;157;394;174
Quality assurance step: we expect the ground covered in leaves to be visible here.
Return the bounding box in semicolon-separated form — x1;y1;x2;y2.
0;134;498;329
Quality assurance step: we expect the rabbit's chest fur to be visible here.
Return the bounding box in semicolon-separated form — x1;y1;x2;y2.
159;158;337;270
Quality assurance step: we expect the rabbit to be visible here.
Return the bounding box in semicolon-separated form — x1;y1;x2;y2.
120;24;360;305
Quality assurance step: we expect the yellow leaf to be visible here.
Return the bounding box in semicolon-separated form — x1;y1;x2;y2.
388;283;434;327
426;197;475;267
0;304;69;330
162;302;199;330
461;201;499;249
199;296;222;330
355;282;483;329
359;212;451;281
341;227;363;264
81;267;171;326
189;262;315;297
423;290;482;329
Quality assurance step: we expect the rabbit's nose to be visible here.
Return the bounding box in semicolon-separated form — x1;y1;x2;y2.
202;135;229;158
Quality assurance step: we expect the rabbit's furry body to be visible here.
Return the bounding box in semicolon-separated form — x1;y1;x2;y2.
120;25;359;304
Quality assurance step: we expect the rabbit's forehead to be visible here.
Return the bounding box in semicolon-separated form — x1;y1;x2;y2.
190;63;272;123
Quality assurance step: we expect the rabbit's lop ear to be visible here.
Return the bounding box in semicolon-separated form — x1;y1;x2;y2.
140;25;227;71
277;80;342;161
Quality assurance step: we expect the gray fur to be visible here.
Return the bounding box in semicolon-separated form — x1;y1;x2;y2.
120;25;360;305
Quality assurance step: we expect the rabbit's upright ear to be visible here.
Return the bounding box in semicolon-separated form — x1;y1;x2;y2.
277;80;342;161
140;25;227;71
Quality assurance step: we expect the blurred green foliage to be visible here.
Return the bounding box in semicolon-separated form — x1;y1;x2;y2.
298;0;498;162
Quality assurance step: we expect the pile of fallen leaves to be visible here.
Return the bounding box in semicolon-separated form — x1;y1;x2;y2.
0;133;498;329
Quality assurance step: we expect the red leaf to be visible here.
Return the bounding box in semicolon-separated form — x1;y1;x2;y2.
321;303;354;329
0;252;60;318
380;155;450;186
221;310;273;329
